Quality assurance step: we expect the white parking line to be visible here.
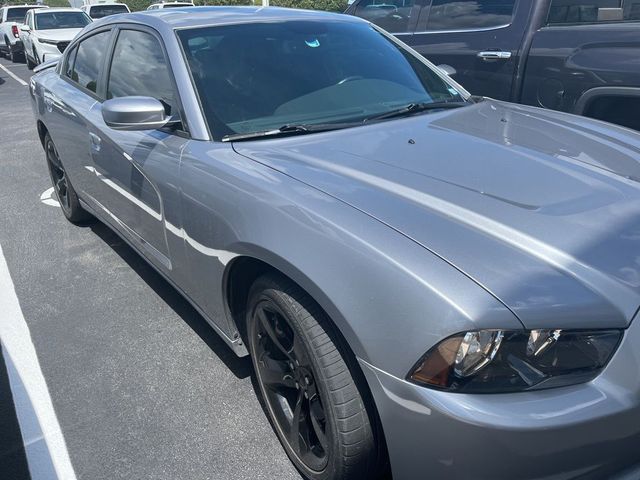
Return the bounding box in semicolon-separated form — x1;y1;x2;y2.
0;62;28;86
0;242;77;480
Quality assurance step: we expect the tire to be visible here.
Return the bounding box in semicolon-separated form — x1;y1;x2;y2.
246;274;381;480
9;44;22;63
44;132;93;224
0;37;8;58
26;52;35;70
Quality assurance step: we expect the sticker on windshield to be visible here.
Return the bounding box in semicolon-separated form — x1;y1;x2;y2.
447;87;459;96
305;39;320;48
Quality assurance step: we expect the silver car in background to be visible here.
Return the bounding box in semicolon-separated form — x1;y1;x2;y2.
29;7;640;480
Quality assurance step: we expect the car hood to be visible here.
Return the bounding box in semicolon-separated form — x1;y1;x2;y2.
35;28;83;42
234;100;640;330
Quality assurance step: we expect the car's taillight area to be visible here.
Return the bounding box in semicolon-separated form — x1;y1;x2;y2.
11;25;20;38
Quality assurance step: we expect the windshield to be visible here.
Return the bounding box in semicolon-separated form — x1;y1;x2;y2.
178;20;468;140
35;11;91;30
7;7;39;22
89;5;129;18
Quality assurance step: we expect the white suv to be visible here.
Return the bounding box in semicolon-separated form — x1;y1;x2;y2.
146;2;195;10
81;3;130;20
20;8;91;69
0;4;47;62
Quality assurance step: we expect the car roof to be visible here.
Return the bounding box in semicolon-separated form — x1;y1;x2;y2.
5;4;47;8
112;6;365;30
34;7;84;14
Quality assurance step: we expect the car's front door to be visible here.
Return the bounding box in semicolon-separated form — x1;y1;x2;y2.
409;0;533;100
89;26;188;274
21;10;32;56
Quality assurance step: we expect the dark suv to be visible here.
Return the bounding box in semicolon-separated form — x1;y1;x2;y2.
346;0;640;130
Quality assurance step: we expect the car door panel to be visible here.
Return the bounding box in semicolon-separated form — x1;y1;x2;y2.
520;16;640;122
84;26;190;275
41;76;101;202
87;113;187;273
409;0;533;100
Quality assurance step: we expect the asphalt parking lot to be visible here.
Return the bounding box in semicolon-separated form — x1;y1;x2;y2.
0;56;302;480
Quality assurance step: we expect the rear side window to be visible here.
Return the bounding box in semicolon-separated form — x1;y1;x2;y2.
71;31;111;95
425;0;516;31
107;30;177;116
547;0;640;25
89;4;129;19
355;0;416;33
6;7;37;22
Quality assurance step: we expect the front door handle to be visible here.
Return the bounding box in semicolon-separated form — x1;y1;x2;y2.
89;132;102;152
477;50;512;60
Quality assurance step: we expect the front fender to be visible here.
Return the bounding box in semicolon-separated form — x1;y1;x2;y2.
179;143;523;378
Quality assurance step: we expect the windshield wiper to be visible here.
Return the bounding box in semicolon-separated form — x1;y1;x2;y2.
363;101;470;123
222;123;354;142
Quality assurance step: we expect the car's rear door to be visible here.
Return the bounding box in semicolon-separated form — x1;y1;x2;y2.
89;25;189;274
42;28;114;203
409;0;533;100
520;0;640;129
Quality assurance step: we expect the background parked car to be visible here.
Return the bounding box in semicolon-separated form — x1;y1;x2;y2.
0;4;47;62
81;2;131;19
20;8;91;70
346;0;640;131
146;2;195;9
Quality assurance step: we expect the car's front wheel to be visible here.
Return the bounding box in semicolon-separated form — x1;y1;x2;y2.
44;132;93;224
246;274;382;480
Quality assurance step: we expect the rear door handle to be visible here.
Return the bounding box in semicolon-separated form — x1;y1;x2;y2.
89;132;102;152
477;50;512;60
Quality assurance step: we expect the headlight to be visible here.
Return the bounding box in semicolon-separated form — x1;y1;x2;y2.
38;38;59;45
408;328;622;393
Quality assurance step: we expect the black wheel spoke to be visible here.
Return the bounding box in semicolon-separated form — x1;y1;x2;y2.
258;353;297;390
309;397;328;452
289;390;304;448
257;307;294;362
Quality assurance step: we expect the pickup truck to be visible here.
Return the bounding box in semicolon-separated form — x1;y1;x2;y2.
346;0;640;130
0;5;47;62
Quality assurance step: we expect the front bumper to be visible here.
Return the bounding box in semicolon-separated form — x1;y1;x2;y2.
362;317;640;479
35;41;64;63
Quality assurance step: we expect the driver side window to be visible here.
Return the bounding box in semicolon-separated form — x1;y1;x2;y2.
107;29;178;118
355;0;417;33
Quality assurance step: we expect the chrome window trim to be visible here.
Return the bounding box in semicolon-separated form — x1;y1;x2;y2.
414;22;512;34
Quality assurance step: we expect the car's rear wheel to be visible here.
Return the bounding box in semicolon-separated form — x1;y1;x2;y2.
44;132;93;224
9;44;22;63
246;274;381;480
26;51;35;70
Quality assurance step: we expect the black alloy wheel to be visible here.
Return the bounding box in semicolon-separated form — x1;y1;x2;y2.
246;274;382;480
44;132;93;224
252;300;330;471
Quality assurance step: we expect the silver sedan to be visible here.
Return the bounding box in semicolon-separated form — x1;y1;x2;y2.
29;7;640;480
